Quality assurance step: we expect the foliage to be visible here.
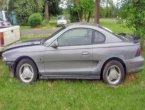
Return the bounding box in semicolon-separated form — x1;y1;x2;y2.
41;19;49;26
47;0;63;17
100;0;117;18
28;13;43;27
100;7;117;18
0;0;9;10
119;0;145;39
8;0;45;25
69;0;95;22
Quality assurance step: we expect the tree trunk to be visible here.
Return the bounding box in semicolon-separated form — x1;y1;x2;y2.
44;0;49;20
95;0;100;24
87;12;91;22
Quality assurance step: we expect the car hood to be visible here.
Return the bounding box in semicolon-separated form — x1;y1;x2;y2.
4;38;44;52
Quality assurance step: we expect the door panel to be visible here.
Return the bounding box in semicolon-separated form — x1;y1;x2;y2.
92;30;107;74
43;28;94;75
43;45;93;74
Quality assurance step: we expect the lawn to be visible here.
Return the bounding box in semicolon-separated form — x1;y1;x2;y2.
0;19;145;110
100;18;132;33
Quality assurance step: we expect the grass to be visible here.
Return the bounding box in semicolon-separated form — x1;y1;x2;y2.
21;23;57;30
100;18;132;33
21;19;57;30
0;18;145;110
21;34;50;41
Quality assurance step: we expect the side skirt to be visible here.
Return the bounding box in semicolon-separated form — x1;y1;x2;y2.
39;73;100;80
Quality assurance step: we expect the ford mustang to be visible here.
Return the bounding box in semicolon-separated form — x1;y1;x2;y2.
2;23;144;85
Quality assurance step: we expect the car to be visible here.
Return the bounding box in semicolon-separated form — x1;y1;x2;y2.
0;26;20;52
2;23;144;85
57;16;67;26
0;18;11;28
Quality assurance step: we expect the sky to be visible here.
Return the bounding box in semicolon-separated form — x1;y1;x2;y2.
59;0;122;9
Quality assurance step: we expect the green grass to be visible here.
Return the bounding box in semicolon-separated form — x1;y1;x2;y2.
0;18;145;110
100;18;132;33
21;19;57;30
21;23;57;30
21;34;49;41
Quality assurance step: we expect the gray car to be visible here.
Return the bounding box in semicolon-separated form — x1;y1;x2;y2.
2;23;144;85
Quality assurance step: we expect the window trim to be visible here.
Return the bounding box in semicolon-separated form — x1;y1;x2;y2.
92;30;106;44
57;28;93;47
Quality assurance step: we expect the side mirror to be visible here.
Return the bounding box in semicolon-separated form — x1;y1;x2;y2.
51;41;58;49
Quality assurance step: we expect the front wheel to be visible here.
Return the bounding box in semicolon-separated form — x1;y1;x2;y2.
102;60;125;85
16;59;38;83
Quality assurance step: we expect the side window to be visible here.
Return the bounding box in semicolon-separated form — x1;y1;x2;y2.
93;31;105;44
58;28;92;46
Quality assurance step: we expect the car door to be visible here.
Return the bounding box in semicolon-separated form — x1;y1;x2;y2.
43;28;94;75
92;30;106;74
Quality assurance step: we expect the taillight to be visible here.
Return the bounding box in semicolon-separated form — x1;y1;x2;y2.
136;48;141;56
0;32;4;46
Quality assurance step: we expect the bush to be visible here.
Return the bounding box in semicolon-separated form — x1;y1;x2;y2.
28;13;43;27
41;19;49;26
9;0;45;25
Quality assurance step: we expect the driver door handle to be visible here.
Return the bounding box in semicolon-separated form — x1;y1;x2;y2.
82;51;89;55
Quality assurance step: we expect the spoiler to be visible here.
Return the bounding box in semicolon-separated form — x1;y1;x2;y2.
118;33;140;43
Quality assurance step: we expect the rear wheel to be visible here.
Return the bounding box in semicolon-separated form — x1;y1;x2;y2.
102;60;125;85
16;59;38;83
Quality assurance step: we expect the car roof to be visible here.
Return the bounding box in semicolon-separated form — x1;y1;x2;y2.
63;22;122;43
64;22;113;33
65;22;99;27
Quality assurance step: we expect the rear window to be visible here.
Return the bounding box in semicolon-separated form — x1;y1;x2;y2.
93;31;105;44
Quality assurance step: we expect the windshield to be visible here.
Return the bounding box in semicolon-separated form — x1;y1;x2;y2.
57;16;65;20
42;27;65;44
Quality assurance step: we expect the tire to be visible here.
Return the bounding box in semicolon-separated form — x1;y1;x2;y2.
16;58;38;84
102;60;125;85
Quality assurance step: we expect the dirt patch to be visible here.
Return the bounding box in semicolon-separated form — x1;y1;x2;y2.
126;74;137;81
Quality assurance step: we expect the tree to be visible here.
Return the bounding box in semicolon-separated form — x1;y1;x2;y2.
47;0;62;17
120;0;145;39
8;0;45;25
69;0;95;22
95;0;100;24
44;0;49;20
0;0;9;10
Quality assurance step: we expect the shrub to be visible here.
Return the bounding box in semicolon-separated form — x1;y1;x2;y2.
41;19;49;26
28;13;43;27
8;0;45;25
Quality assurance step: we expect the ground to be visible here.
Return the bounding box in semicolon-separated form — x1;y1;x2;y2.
0;19;145;110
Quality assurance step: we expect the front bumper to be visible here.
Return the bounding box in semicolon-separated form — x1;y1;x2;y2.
125;56;144;73
6;61;15;77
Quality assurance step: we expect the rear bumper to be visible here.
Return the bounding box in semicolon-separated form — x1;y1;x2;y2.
57;22;67;26
125;56;144;73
